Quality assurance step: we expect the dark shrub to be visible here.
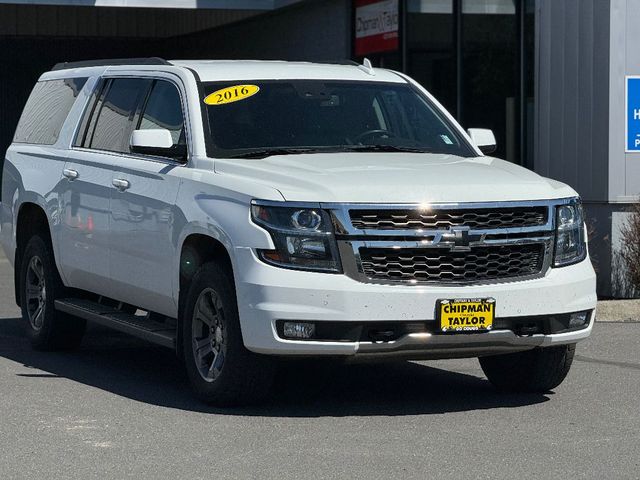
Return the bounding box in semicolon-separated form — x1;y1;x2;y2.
620;203;640;291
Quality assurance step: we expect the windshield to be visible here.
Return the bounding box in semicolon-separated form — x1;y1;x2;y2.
202;80;476;159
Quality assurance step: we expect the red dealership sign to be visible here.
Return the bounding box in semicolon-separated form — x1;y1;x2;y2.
354;0;399;56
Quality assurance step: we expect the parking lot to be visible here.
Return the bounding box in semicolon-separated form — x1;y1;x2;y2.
0;252;639;479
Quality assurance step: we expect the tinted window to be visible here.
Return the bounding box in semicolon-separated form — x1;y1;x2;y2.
203;81;474;158
14;78;87;145
138;80;185;146
88;78;151;153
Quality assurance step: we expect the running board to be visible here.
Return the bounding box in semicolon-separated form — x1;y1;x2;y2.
55;298;176;349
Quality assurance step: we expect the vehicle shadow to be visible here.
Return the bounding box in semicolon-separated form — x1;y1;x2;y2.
0;317;550;416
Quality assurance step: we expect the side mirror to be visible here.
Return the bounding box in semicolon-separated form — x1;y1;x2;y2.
130;129;187;162
467;128;497;155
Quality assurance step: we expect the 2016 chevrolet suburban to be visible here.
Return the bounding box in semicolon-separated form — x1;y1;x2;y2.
0;58;597;405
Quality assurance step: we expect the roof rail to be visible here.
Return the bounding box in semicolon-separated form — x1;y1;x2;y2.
52;57;171;71
322;59;360;66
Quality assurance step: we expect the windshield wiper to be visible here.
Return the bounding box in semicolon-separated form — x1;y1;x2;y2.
230;147;328;159
229;144;433;159
341;145;433;154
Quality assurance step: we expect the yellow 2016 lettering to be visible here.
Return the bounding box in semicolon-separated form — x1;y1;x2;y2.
204;85;260;106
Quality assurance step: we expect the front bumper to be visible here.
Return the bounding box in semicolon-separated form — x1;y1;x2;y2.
234;247;597;358
346;317;595;360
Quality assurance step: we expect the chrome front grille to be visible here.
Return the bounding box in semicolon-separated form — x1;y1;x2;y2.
349;206;547;231
328;200;560;286
359;244;546;284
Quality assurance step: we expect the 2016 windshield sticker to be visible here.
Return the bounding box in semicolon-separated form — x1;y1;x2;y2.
204;85;260;106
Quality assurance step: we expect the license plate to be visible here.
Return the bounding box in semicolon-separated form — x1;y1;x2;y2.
437;298;495;332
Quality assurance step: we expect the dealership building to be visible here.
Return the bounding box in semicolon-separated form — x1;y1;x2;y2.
0;0;637;296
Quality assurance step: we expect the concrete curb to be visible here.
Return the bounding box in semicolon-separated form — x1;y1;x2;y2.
596;299;640;323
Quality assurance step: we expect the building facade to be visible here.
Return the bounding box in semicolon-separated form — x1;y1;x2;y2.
0;0;636;296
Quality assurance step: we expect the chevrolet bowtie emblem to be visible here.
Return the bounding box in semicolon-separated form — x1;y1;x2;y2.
438;227;484;251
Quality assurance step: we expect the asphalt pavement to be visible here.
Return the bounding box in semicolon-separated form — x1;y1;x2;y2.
0;252;639;479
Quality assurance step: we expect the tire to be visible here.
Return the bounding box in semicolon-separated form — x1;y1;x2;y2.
20;235;86;350
479;344;576;393
182;262;275;406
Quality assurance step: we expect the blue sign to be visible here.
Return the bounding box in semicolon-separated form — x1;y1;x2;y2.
627;77;640;152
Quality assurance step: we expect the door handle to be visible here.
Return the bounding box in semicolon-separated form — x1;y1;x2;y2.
112;178;131;191
63;169;79;180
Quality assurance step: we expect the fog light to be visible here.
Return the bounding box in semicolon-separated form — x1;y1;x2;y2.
569;311;589;328
283;321;316;339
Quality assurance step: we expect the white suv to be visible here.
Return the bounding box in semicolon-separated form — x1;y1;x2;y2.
0;59;597;405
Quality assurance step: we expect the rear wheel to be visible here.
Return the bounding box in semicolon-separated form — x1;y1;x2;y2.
20;235;86;350
479;344;576;392
182;262;275;406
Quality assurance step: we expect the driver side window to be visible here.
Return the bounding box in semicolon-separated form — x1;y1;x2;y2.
137;80;185;147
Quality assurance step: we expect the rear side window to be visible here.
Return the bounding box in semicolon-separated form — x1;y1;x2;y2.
14;78;87;145
85;78;152;153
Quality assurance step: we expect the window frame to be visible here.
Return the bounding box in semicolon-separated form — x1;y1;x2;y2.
72;74;191;165
82;77;153;154
73;77;107;149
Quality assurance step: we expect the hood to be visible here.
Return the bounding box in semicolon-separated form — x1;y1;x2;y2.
214;153;576;203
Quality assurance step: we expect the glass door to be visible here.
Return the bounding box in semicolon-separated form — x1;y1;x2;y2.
461;0;517;161
406;0;457;116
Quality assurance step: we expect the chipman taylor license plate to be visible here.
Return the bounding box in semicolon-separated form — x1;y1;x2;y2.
438;298;495;332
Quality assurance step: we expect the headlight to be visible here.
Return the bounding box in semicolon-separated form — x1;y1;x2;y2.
251;203;341;272
553;199;587;267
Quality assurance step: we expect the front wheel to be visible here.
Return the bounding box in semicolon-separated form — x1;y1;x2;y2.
182;262;275;406
479;344;576;393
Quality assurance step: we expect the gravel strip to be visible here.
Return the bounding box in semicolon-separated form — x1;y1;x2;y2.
597;299;640;322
